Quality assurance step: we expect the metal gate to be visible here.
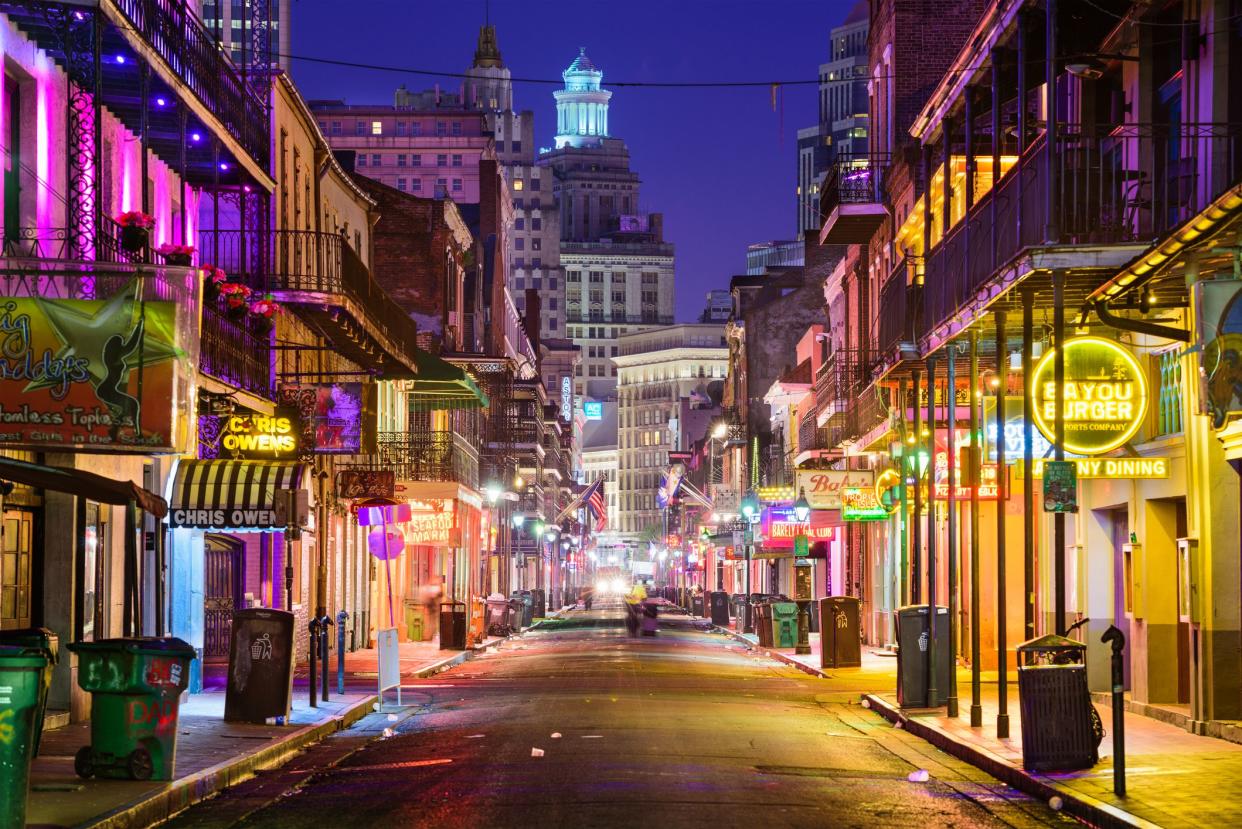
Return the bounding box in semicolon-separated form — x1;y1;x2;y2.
204;534;243;661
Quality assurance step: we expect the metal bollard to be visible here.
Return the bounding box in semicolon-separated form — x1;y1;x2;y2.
319;612;333;702
308;617;321;708
1102;625;1127;797
337;610;349;696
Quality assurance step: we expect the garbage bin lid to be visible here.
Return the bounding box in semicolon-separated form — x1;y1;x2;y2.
67;637;196;658
1017;633;1087;652
0;644;49;667
771;602;799;613
0;627;59;661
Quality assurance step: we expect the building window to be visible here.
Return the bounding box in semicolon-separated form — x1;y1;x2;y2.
371;154;381;166
533;258;542;269
412;155;422;167
371;121;383;135
436;121;446;136
589;271;603;283
411;178;422;192
513;179;524;191
436;178;447;195
397;178;407;191
549;298;558;310
397;154;407;167
452;178;462;192
515;238;525;251
410;121;422;136
530;178;541;191
396;121;406;136
452;154;463;167
612;291;625;303
355;121;366;135
515;257;525;268
531;217;542;231
515;218;525;230
531;238;541;251
357;155;366;167
331;121;341;135
548;278;556;289
437;154;447;167
451;121;462;136
512;140;522;154
567;272;580;283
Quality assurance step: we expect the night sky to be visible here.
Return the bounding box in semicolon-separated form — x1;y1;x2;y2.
292;0;855;321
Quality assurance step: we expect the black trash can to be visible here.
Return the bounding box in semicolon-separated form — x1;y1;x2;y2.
709;591;730;626
753;602;774;647
439;601;468;650
895;605;951;708
0;628;58;757
511;591;534;627
819;597;861;668
224;609;295;724
1017;635;1101;771
530;589;547;619
691;594;705;617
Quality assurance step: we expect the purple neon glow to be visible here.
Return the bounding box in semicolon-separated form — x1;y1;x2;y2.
155;96;167;107
190;132;202;142
219;162;229;171
115;55;126;64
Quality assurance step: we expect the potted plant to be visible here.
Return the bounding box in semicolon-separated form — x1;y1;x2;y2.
115;211;155;253
249;296;282;336
201;264;227;302
156;243;195;267
220;282;252;320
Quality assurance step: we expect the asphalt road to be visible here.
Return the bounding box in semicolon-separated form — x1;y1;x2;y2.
169;600;1074;828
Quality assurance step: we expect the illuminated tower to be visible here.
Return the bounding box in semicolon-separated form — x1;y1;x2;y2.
554;48;612;149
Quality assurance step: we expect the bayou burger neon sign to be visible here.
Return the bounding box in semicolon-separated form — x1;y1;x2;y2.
1032;337;1148;455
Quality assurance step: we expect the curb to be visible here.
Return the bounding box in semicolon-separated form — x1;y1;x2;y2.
711;624;828;679
77;606;579;828
861;693;1159;829
83;694;378;829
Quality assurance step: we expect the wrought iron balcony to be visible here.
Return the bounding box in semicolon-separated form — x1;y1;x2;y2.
922;123;1242;344
877;258;919;360
199;300;272;398
369;431;479;489
820;154;889;244
3;220;140;266
199;229;420;376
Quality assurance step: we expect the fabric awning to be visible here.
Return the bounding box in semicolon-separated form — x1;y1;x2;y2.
0;455;167;517
167;460;309;531
409;350;489;409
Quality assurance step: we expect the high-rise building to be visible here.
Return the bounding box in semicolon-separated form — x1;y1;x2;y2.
199;0;291;73
463;26;566;342
614;325;727;539
796;1;870;235
540;49;676;403
746;240;805;275
701;289;733;323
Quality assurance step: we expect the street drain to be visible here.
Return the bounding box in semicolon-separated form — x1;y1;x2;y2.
754;765;903;781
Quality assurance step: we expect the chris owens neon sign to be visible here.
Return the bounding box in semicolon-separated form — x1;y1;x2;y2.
1032;337;1148;455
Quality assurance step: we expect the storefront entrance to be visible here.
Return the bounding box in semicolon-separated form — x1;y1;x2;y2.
1;508;35;629
204;534;244;662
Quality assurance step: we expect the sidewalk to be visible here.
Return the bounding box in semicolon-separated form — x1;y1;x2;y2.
715;618;1242;829
23;612;568;828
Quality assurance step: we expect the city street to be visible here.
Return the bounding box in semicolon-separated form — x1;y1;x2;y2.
168;603;1071;828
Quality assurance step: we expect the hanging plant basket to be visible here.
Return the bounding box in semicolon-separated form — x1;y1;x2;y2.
120;225;149;253
252;315;274;337
226;301;248;321
203;279;221;302
201;265;227;303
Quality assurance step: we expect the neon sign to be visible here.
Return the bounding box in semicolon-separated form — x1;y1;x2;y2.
1032;337;1148;455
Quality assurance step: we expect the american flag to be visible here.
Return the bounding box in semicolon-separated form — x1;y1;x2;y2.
584;478;607;533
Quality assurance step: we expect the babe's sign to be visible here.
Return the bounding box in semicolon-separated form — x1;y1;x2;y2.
795;469;875;510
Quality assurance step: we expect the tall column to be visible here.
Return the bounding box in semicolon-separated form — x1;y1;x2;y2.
969;329;982;727
926;355;939;708
1022;288;1036;641
912;366;923;604
995;310;1010;738
946;345;959;718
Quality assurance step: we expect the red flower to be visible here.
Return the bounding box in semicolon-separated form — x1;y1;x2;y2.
116;211;156;229
250;298;282;318
157;243;195;257
201;264;228;284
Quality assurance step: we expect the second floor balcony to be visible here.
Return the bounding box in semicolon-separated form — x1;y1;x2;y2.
367;430;480;489
819;155;889;245
199;229;420;377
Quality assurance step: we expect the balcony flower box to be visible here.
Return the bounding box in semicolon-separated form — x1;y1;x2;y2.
220;282;253;320
157;243;195;267
116;212;156;253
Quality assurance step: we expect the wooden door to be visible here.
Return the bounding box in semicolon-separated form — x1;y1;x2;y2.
204;535;243;662
1;509;33;629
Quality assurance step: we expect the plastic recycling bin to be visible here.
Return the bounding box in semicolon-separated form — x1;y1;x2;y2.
1016;635;1100;771
511;591;534;628
530;589;547;619
770;602;800;648
0;644;49;829
895;605;951;708
0;627;58;757
486;593;516;636
403;600;430;642
439;601;468;650
753;602;774;647
709;591;730;626
68;637;196;780
819;597;862;668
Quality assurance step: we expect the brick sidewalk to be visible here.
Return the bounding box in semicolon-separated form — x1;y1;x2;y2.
713;616;1242;829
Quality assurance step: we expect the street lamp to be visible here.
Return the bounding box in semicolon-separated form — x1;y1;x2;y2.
740;489;761;633
793;487;811;523
712;422;728;440
484;482;502;504
511;513;526;529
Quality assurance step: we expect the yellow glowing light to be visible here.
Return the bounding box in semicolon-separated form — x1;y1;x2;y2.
1031;336;1148;455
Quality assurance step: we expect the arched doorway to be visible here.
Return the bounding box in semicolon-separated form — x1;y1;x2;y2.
204;534;244;663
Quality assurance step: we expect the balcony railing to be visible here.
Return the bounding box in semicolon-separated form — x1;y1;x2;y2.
199;229;419;367
199;300;272;398
2;219;142;266
922;124;1242;342
371;431;479;489
820;154;890;244
112;0;269;167
878;258;919;359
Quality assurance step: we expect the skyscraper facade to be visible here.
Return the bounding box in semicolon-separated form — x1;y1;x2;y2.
199;0;291;73
796;1;870;235
540;49;676;403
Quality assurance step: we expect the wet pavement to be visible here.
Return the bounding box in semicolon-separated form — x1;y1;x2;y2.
168;600;1075;828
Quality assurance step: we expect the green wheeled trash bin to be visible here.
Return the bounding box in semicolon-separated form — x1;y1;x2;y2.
770;602;799;648
0;627;58;757
68;637;196;781
0;645;49;829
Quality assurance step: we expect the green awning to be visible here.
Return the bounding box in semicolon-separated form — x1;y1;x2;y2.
410;350;489;409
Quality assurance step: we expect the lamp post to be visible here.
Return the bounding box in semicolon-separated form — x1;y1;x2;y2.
793;487;812;655
741;489;760;633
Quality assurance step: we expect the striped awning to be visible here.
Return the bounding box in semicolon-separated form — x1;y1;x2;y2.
168;460;309;531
